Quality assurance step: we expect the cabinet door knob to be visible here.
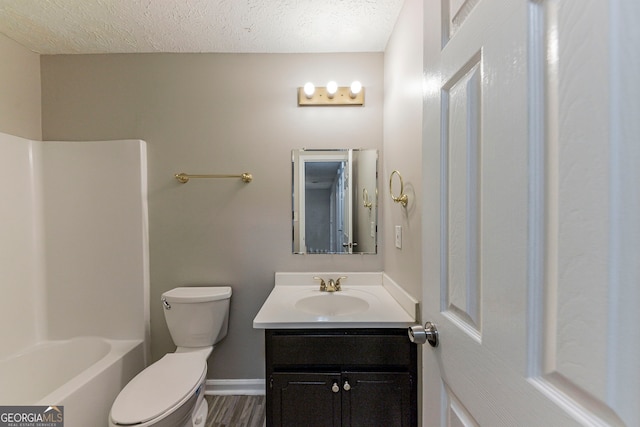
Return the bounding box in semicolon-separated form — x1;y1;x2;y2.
343;380;351;391
332;382;340;393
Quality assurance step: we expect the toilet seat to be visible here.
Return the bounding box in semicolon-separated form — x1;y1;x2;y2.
110;352;207;425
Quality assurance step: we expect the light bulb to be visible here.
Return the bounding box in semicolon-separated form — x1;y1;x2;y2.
349;81;362;98
303;82;315;98
326;81;338;98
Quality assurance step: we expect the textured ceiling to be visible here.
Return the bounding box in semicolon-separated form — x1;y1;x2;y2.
0;0;404;54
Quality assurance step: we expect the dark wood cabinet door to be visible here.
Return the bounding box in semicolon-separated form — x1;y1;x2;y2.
341;372;413;427
265;329;417;427
270;373;341;427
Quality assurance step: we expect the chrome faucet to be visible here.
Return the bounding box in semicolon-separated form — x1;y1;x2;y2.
314;276;347;292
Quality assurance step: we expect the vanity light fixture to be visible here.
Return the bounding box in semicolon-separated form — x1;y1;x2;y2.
303;82;315;99
350;81;362;98
297;81;365;106
326;81;338;99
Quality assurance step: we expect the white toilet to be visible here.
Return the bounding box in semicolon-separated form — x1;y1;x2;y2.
109;286;232;427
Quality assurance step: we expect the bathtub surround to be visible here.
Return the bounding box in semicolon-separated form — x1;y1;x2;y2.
41;139;150;342
0;133;150;346
0;132;149;425
0;34;45;353
0;133;45;355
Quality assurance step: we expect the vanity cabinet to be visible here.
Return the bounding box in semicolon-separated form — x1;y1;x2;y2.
265;328;417;427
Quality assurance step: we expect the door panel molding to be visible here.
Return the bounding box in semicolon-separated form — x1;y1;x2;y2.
443;381;480;427
441;50;483;339
527;1;626;425
441;0;482;48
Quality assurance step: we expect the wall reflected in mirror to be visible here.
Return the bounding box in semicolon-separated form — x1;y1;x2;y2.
292;149;378;254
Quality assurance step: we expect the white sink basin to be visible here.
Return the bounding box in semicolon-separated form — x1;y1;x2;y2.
294;293;370;316
252;272;418;328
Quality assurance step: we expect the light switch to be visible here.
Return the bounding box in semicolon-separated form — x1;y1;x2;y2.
395;225;402;249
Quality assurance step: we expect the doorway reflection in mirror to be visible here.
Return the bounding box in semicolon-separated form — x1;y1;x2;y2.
292;149;378;254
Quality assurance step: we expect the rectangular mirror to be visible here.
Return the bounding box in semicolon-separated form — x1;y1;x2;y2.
292;149;378;254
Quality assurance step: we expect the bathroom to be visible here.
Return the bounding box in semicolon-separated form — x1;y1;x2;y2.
1;0;421;423
1;0;638;426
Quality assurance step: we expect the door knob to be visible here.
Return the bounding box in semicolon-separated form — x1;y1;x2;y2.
408;322;439;347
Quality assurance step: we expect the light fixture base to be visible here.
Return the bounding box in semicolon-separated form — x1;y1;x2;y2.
297;87;364;106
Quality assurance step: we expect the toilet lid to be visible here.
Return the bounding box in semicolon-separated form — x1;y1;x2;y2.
110;352;206;425
163;286;232;303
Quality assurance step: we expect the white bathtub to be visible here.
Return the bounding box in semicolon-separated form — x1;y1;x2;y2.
0;336;145;427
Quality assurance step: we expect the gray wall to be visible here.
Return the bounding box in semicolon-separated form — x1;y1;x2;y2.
382;0;424;301
41;53;384;379
0;33;41;139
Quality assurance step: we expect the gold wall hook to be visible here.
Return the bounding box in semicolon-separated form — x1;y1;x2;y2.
174;172;253;184
389;170;408;207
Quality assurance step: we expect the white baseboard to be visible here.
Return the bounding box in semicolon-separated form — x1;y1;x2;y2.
205;379;266;395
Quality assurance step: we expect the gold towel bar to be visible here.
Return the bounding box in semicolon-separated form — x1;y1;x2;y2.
174;172;253;184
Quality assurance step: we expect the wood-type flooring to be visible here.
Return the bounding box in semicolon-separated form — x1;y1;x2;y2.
205;395;265;427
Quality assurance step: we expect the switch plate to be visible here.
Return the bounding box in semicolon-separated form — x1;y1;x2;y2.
395;225;402;249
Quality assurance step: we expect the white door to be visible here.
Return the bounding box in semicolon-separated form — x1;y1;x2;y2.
345;148;354;253
297;152;350;253
420;0;639;426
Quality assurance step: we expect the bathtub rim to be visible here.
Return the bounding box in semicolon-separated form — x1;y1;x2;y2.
0;336;145;406
39;337;144;406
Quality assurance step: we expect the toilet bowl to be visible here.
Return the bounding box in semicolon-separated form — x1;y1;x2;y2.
109;286;232;427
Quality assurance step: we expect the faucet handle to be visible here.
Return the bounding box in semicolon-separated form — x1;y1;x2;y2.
335;276;347;291
313;276;326;291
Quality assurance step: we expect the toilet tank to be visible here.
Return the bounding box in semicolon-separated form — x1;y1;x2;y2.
162;287;232;348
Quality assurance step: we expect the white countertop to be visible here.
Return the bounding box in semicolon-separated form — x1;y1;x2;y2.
252;272;417;329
